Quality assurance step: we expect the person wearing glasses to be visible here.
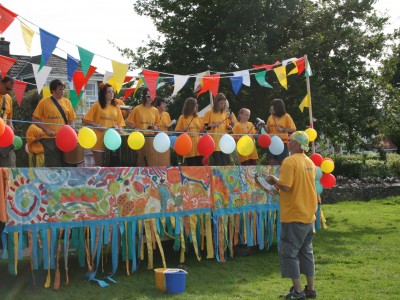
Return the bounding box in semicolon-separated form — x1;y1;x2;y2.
0;75;16;167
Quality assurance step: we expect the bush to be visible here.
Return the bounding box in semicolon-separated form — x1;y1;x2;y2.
387;153;400;177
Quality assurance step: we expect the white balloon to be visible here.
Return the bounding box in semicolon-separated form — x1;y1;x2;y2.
153;132;170;153
219;134;236;154
269;135;284;155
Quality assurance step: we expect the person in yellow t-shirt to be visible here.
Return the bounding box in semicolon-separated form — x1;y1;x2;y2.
32;79;76;167
0;75;16;168
114;98;132;119
232;108;259;165
175;97;204;166
202;93;231;166
82;83;126;166
264;99;296;165
155;97;175;132
266;131;317;299
26;124;45;167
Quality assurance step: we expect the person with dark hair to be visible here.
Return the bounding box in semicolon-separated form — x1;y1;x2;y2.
202;93;232;166
82;83;125;166
0;75;16;167
155;97;175;132
32;79;76;167
175;97;204;166
264;99;296;165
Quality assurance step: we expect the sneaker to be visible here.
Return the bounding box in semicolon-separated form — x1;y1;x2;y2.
303;285;317;298
285;287;306;300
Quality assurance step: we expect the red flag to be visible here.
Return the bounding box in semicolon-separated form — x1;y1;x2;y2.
253;61;281;70
197;74;220;97
124;76;134;83
122;88;136;100
72;71;85;94
13;80;27;106
295;57;305;75
0;5;18;34
0;55;16;78
83;65;97;88
142;69;160;100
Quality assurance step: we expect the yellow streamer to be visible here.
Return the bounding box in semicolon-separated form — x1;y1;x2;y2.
125;222;130;275
45;229;51;288
179;217;186;263
13;232;18;275
151;219;167;268
144;220;153;269
205;213;214;258
189;215;201;261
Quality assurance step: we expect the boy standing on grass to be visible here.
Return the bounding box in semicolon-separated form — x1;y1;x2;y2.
266;131;318;299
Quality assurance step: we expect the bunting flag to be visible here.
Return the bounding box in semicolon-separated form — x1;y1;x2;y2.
102;71;113;84
83;65;97;89
305;58;313;77
0;5;18;34
78;46;94;77
253;61;281;70
122;88;136;100
197;74;220;97
172;75;189;96
69;90;84;108
32;63;52;93
111;60;129;92
42;86;51;98
124;76;134;83
229;76;243;95
282;58;298;76
273;66;288;90
194;70;210;92
72;71;85;94
67;54;79;82
13;80;27;106
0;55;16;78
39;29;59;71
142;69;160;100
254;71;273;88
20;22;35;55
133;77;144;96
295;57;305;75
299;92;311;112
233;70;250;86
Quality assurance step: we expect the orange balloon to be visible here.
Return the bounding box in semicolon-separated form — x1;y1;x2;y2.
0;117;5;136
174;133;192;156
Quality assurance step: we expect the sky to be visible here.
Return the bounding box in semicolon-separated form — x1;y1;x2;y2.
1;0;400;76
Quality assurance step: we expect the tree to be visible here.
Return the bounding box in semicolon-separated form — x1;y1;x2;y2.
119;0;390;152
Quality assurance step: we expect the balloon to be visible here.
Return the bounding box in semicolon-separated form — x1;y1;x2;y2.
12;136;23;150
202;156;209;166
269;135;284;155
78;127;97;149
258;133;271;148
55;125;77;152
0;117;5;136
174;133;192;156
104;129;121;151
237;135;254;156
0;125;14;147
310;153;323;166
25;142;29;154
315;181;323;195
261;127;267;134
219;134;236;154
128;131;145;150
169;135;177;149
320;173;336;188
197;134;215;157
153;132;170;153
315;166;323;181
321;159;335;173
305;128;317;142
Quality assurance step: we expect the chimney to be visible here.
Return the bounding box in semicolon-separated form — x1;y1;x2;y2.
0;37;10;57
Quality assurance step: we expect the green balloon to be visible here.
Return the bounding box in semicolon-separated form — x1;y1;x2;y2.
13;135;23;150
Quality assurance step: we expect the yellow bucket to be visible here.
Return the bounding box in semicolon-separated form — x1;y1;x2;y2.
154;268;167;291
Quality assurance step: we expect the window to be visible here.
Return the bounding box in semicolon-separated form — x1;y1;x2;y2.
85;83;97;107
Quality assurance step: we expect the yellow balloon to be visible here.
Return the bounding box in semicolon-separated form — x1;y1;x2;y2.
237;135;254;156
128;131;145;150
321;159;335;173
305;128;317;142
78;127;97;149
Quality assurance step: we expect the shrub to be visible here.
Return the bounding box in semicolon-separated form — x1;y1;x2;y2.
386;153;400;177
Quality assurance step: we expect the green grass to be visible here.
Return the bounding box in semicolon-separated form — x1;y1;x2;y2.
1;196;400;299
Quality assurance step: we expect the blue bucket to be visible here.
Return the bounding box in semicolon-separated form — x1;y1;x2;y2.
164;269;188;294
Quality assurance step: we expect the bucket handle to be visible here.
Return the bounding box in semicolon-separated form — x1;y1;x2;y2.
163;268;188;275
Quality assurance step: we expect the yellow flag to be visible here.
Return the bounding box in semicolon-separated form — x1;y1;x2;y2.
287;60;298;76
107;76;117;91
133;77;144;95
42;86;51;98
273;66;287;90
111;60;129;93
20;22;35;55
299;93;311;112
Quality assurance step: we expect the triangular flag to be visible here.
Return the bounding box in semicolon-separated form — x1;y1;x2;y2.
254;71;273;88
39;29;59;71
67;54;79;82
108;76;117;91
69;90;84;108
142;69;160;99
42;86;51;98
172;75;189;96
124;76;134;83
299;93;311;112
273;66;288;90
72;71;85;94
83;65;97;89
32;63;52;93
20;22;35;55
133;77;144;96
197;74;220;97
111;60;129;92
13;80;27;106
253;61;281;70
229;76;243;95
305;58;313;77
122;88;136;100
295;57;305;75
103;71;113;83
233;70;250;86
194;70;210;92
78;46;94;77
0;5;18;34
0;55;16;78
287;60;298;76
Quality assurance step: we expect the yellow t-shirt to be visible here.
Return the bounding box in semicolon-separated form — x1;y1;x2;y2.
26;124;44;154
83;102;126;150
202;110;230;151
115;98;130;119
32;97;76;138
278;153;317;224
126;104;160;136
0;94;13;121
159;111;172;132
175;115;204;158
232;121;258;163
266;113;296;143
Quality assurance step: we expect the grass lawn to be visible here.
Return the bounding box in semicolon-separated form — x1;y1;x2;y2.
1;196;399;299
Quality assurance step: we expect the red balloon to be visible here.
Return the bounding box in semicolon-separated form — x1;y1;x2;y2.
310;153;323;166
174;133;192;156
320;173;336;189
197;134;215;157
202;156;209;166
0;117;5;136
55;125;78;152
0;125;14;147
258;133;271;148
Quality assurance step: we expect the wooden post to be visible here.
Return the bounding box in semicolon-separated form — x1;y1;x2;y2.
304;55;315;154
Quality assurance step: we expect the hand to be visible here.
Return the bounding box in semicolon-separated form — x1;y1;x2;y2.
277;126;286;132
45;129;55;137
266;175;277;185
